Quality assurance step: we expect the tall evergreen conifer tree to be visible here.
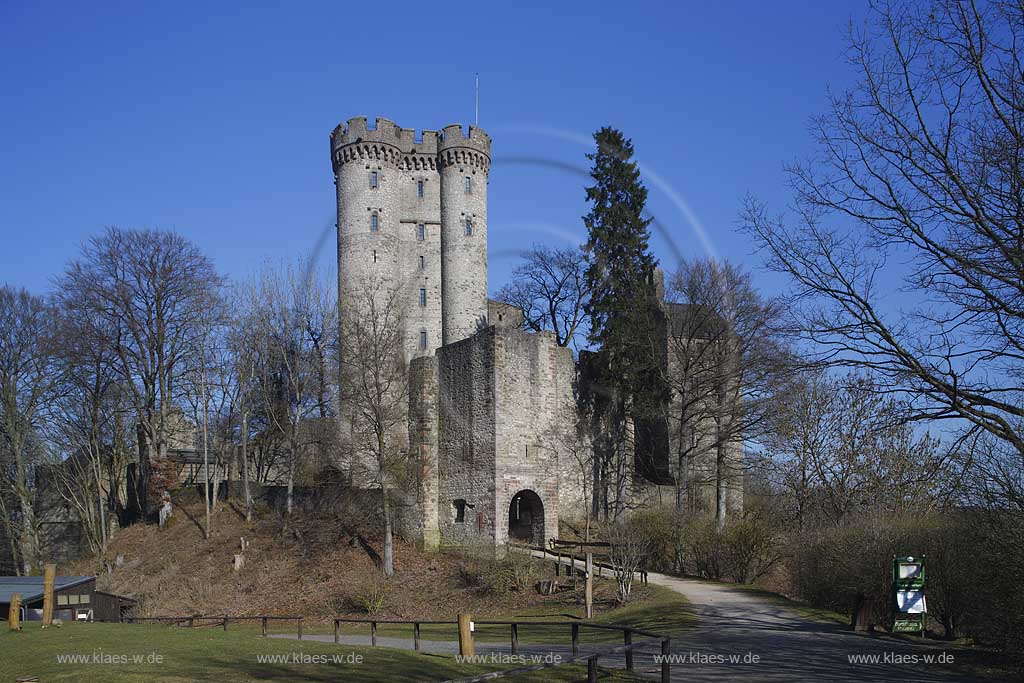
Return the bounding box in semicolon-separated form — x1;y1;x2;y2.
582;128;665;515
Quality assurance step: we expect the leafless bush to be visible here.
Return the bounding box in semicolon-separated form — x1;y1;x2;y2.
606;518;652;603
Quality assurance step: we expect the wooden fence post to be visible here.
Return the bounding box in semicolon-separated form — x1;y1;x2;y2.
223;616;228;632
414;623;421;652
8;594;21;631
457;613;474;657
334;619;339;644
661;637;671;683
587;656;599;683
41;564;56;628
585;553;593;619
371;621;377;647
261;616;267;637
624;630;633;671
571;623;579;657
510;623;518;654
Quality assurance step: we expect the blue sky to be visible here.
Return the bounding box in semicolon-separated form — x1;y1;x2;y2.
0;1;866;296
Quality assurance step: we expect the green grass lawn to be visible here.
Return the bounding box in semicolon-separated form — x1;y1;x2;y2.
0;621;650;682
314;581;694;646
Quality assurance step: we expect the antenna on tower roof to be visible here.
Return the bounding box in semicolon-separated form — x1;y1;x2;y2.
475;73;479;126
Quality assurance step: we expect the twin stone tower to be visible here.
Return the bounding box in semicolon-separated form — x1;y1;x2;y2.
331;117;580;553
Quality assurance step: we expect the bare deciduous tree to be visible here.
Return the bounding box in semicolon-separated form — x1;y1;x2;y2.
663;259;790;528
0;285;58;573
741;0;1024;510
494;244;592;348
339;277;409;577
58;227;223;520
243;260;336;516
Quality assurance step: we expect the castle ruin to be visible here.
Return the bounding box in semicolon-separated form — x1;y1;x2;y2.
332;116;741;554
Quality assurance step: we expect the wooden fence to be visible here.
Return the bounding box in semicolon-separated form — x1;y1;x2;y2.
113;614;671;682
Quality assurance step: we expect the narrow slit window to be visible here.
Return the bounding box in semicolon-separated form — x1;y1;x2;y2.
419;329;427;350
419;288;426;307
370;171;379;188
417;180;424;197
464;218;472;236
417;223;425;241
373;250;377;263
418;255;425;270
465;176;472;193
370;212;379;232
454;499;466;523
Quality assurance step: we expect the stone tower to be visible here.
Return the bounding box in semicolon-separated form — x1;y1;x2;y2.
331;116;490;360
438;124;490;345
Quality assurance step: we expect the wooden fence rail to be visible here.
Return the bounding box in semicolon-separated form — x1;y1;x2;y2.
114;613;671;682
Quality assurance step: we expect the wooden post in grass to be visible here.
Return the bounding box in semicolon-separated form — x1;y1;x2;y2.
585;553;594;619
624;631;633;671
457;613;474;657
8;594;21;631
41;563;56;627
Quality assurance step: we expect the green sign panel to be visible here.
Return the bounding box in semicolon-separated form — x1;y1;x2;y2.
891;555;926;634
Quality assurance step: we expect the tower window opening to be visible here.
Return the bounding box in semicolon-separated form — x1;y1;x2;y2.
454;499;467;523
419;255;425;270
465;218;473;236
373;250;377;263
370;171;379;188
465;176;472;193
417;223;425;241
419;288;426;307
417;180;424;197
370;212;379;232
419;329;427;350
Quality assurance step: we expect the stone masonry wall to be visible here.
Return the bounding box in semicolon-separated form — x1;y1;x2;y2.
491;328;570;548
435;328;497;548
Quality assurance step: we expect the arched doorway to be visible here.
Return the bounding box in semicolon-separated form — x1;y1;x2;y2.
508;490;544;545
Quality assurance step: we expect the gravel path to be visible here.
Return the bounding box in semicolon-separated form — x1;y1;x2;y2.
274;571;982;681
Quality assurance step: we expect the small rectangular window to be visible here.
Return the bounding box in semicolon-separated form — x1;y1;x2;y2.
454;499;466;523
417;180;424;197
417;223;425;241
419;288;426;307
370;171;379;188
419;330;427;349
373;250;377;263
370;212;379;232
465;176;472;193
418;255;425;270
465;218;472;236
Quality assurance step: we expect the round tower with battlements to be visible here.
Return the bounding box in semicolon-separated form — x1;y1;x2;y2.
331;116;405;332
438;124;490;346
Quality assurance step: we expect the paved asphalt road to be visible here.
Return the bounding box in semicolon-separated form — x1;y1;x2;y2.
276;572;986;682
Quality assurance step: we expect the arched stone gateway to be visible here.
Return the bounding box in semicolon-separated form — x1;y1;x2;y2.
508;490;545;545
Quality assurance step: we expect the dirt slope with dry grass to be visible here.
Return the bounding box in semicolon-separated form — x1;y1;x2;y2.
68;496;623;623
